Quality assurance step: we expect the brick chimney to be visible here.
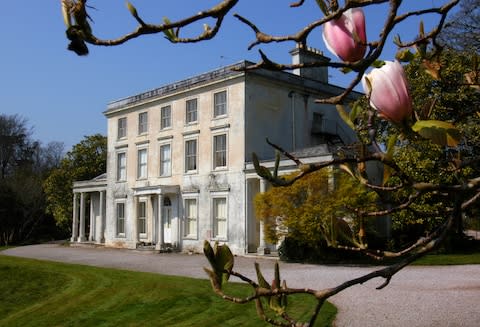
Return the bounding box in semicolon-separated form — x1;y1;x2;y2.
289;43;330;83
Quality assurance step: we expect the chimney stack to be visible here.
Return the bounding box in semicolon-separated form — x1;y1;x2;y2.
289;43;330;83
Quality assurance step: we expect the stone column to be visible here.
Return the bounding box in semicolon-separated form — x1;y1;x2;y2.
89;194;95;242
155;194;164;251
78;192;86;242
132;196;139;247
99;191;105;243
71;193;79;242
257;178;270;255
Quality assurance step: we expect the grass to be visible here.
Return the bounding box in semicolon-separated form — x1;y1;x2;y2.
412;252;480;265
0;255;336;327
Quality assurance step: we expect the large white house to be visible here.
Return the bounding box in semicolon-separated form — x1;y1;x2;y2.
70;45;360;255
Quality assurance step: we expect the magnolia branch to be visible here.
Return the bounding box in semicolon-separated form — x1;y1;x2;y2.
204;207;456;326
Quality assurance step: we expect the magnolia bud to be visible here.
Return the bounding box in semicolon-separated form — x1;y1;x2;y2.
362;61;413;123
322;8;367;62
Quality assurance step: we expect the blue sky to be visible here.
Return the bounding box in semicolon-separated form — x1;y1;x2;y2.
0;1;455;150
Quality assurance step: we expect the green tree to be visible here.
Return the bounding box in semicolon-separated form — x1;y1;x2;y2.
0;114;33;179
255;169;378;249
61;1;480;326
44;134;107;232
384;49;480;244
0;114;64;245
439;0;480;53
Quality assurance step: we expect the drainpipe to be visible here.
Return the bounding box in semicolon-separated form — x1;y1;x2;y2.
288;91;296;152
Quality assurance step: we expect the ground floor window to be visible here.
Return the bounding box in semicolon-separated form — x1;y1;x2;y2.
116;202;125;236
138;201;147;235
184;198;197;238
213;197;227;239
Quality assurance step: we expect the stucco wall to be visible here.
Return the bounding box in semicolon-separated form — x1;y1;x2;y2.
104;75;250;253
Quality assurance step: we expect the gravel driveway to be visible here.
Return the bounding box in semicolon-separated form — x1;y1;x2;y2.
2;244;480;327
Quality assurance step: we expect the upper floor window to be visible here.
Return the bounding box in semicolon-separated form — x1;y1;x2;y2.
213;91;227;117
159;143;171;177
116;152;127;181
117;118;127;139
138;112;148;134
161;105;171;130
137;148;148;179
213;134;227;169
185;139;197;172
186;99;198;124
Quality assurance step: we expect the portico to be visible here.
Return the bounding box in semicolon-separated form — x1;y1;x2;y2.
71;174;107;244
131;185;180;251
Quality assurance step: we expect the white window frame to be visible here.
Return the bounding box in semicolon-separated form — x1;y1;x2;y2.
138;112;148;135
160;105;171;130
116;151;127;182
212;196;228;240
184;198;198;238
116;202;126;237
213;90;227;118
185;98;198;124
137;200;147;237
184;138;198;173
117;117;127;139
213;133;227;170
137;147;148;180
159;143;172;177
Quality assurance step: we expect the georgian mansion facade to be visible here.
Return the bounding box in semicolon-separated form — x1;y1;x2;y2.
70;45;359;255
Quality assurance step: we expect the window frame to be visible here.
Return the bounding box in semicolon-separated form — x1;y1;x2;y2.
137;200;147;237
117;117;127;139
213;90;227;118
212;196;228;240
184;138;198;173
137;147;148;180
183;198;198;238
159;143;172;177
138;112;148;135
213;133;227;170
116;202;126;237
116;151;127;182
185;98;198;124
160;105;172;130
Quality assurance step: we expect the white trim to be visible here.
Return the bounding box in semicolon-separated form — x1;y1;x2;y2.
211;195;228;241
212;132;228;171
183;197;199;239
213;89;228;118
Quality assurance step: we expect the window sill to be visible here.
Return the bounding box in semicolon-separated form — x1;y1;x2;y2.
211;237;228;242
184;122;198;127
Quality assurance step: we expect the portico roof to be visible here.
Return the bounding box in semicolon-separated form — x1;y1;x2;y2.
132;184;180;196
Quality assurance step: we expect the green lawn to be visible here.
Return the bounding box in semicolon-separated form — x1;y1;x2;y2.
412;252;480;265
0;255;336;327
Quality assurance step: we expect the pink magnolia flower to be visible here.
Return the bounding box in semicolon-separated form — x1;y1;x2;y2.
362;60;413;123
322;8;367;62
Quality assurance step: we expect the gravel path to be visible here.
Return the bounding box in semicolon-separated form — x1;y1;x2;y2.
2;244;480;327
